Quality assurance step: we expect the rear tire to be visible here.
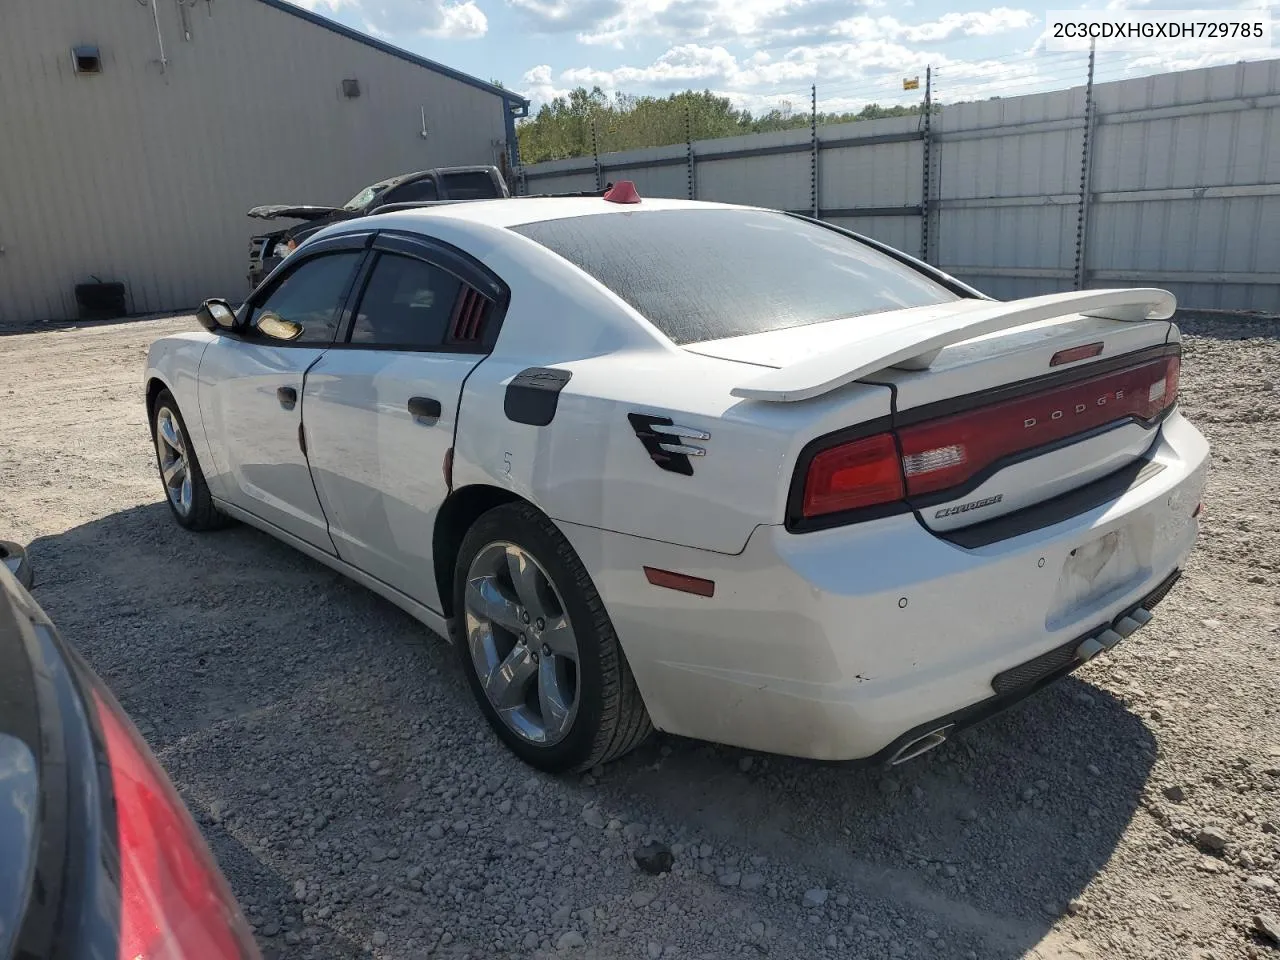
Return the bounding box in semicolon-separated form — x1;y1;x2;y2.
152;389;229;532
452;502;652;773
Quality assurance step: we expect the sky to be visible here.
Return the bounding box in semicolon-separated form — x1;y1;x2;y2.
290;0;1277;115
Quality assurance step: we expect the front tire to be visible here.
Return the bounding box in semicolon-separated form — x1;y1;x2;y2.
152;389;228;531
452;502;652;773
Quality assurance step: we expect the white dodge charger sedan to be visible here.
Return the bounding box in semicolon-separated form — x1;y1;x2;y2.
144;185;1208;772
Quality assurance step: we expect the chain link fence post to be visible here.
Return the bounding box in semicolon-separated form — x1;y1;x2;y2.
1073;42;1097;290
686;98;696;200
810;84;820;218
591;116;602;192
921;66;933;264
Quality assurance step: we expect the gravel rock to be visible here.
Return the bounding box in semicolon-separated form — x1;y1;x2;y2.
556;930;585;950
740;873;765;892
1162;784;1188;802
718;871;741;887
371;931;388;947
1255;914;1280;946
582;805;606;829
634;842;674;875
803;888;829;908
631;890;657;908
1197;826;1229;854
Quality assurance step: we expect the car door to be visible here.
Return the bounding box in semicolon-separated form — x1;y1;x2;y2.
197;235;370;551
301;232;505;610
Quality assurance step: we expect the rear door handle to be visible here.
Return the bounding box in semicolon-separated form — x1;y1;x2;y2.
408;396;442;421
277;386;297;409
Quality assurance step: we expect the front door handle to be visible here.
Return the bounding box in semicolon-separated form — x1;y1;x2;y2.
277;386;297;409
408;396;442;421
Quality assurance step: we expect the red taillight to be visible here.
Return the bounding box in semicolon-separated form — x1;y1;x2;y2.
798;352;1180;521
898;355;1178;496
802;432;905;517
91;688;261;960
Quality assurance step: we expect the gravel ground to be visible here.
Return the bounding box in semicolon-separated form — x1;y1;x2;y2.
1;311;1278;960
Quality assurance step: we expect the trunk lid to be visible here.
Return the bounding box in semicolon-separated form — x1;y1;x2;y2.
688;291;1178;536
246;204;341;221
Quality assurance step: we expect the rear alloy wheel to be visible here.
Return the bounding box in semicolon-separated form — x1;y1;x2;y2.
453;502;652;772
465;542;581;745
152;389;228;531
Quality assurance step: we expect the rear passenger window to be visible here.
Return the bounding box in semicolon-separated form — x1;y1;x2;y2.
349;253;463;348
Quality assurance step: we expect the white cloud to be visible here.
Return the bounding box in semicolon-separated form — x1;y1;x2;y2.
552;40;961;97
294;0;489;40
520;39;1154;112
520;64;572;104
503;0;1037;48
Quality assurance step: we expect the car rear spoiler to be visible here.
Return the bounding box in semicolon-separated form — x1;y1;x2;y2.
729;288;1177;403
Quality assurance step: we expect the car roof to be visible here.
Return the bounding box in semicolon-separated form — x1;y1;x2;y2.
359;196;760;231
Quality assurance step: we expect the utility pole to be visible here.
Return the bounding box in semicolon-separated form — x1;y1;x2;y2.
1073;41;1097;290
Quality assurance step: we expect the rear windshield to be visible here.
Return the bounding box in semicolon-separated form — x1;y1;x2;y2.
512;208;960;345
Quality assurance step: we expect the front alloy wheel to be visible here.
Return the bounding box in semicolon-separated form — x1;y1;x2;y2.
155;406;193;518
151;389;228;531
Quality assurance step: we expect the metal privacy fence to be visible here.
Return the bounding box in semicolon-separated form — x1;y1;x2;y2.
518;58;1280;313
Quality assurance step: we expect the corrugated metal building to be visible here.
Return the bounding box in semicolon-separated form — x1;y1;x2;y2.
0;0;529;325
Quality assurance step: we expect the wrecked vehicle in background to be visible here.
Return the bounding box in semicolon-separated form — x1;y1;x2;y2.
246;165;509;288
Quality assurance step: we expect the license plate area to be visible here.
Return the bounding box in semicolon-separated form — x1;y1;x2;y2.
1047;519;1152;629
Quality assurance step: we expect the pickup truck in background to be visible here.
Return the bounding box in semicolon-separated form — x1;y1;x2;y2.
246;165;510;289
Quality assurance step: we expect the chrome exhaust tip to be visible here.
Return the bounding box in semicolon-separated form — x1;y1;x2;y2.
888;725;953;766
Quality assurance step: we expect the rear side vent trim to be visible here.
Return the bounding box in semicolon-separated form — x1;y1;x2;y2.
448;287;490;344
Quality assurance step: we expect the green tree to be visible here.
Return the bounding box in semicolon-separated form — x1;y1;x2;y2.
515;88;923;163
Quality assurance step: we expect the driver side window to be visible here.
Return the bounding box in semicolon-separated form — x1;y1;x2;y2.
250;252;363;344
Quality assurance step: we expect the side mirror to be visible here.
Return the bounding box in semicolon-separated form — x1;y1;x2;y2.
196;298;238;334
0;540;33;591
256;312;304;342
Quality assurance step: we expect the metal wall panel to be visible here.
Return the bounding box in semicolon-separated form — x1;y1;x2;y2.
0;0;511;324
517;59;1280;313
605;162;688;199
697;151;813;210
828;216;921;255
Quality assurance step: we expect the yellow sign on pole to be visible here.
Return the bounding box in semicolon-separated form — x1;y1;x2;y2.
903;77;920;90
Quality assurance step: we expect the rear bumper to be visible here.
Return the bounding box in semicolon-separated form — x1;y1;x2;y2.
558;410;1208;762
865;567;1180;766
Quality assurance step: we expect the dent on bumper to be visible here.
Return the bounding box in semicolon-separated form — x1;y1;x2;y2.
561;411;1209;762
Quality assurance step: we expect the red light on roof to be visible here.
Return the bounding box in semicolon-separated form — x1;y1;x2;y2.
603;181;641;204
